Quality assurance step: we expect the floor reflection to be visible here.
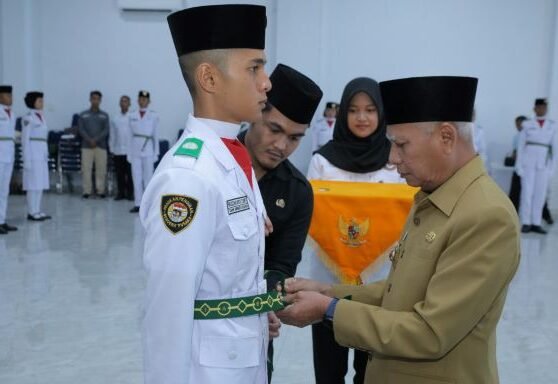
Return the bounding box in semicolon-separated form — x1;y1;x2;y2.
0;194;556;383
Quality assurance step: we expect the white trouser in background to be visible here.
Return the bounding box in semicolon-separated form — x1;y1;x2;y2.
131;156;154;207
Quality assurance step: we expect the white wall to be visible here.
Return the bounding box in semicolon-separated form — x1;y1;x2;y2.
277;0;558;174
0;2;3;78
1;0;29;116
0;0;274;141
547;1;558;209
1;0;557;179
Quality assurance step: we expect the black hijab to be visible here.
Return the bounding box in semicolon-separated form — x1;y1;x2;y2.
316;77;391;173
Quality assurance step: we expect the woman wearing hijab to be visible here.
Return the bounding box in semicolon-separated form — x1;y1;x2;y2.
307;77;403;384
22;92;51;221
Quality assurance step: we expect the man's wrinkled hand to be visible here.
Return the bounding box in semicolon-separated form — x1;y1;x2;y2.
268;311;281;339
276;291;332;328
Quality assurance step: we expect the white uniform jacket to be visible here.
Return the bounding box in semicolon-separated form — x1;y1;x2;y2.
516;118;558;175
0;105;15;164
128;109;159;161
140;114;268;384
307;153;405;183
109;111;130;156
21;111;49;191
311;117;335;152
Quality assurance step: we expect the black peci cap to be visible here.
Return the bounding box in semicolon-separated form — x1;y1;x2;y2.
139;90;150;98
325;102;338;109
380;76;478;124
267;63;323;124
0;85;13;94
167;4;267;57
24;91;44;109
535;98;548;106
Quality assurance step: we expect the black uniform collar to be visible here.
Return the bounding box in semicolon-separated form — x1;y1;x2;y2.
264;159;293;182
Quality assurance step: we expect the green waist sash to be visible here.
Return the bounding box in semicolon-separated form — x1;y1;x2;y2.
194;291;284;320
0;137;14;142
30;137;47;142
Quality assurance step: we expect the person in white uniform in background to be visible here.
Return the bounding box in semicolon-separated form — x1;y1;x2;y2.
128;90;159;213
311;102;338;152
140;5;280;384
109;95;133;201
21;92;51;221
306;77;404;384
472;109;488;166
0;85;17;235
516;98;557;234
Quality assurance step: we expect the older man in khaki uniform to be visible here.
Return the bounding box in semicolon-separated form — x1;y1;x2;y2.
278;76;520;384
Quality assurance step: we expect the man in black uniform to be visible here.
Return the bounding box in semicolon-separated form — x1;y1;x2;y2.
239;63;323;382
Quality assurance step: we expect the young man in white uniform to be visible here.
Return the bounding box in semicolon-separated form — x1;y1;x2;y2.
311;102;338;151
140;5;281;384
128;90;159;213
0;85;17;234
516;98;557;234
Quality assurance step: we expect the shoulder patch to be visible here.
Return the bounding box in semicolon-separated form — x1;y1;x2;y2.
161;194;198;234
175;137;203;158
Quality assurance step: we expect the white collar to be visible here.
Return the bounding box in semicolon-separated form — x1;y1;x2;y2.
0;104;10;110
196;115;241;139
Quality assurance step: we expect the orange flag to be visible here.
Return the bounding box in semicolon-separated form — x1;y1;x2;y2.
308;180;417;284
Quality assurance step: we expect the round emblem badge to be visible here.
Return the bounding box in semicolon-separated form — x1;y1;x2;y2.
166;201;189;224
161;195;199;234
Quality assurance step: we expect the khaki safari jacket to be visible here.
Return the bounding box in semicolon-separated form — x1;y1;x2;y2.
331;156;520;384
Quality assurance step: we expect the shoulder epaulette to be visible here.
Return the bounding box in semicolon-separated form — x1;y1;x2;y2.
174;137;203;159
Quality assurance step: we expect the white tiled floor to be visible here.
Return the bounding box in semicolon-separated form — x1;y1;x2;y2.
0;194;556;383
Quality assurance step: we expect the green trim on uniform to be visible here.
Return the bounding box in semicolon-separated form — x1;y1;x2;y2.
175;137;203;159
194;291;284;320
0;137;14;142
30;137;47;142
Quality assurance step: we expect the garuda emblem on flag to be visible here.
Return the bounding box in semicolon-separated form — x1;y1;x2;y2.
338;216;369;247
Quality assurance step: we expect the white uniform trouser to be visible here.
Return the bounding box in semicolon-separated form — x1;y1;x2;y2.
131;156;154;207
0;162;14;224
520;167;550;226
26;190;43;215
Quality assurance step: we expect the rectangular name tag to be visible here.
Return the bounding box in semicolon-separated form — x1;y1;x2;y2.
227;196;250;215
